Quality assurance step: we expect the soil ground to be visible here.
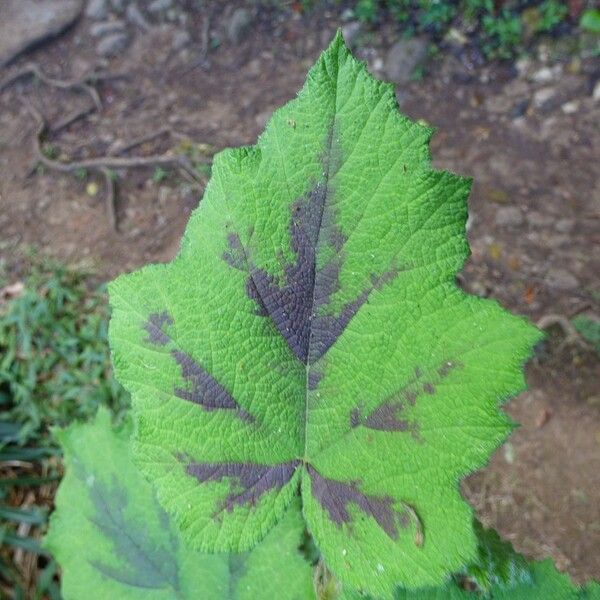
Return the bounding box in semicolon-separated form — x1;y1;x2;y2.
1;1;599;587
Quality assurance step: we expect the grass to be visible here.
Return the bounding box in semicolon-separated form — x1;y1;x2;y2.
0;253;129;599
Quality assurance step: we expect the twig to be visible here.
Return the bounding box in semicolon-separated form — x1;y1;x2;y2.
27;104;203;178
1;63;103;110
51;106;96;134
200;15;211;60
109;126;172;156
101;168;117;232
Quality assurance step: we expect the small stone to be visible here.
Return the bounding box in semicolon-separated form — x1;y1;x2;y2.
515;56;531;77
510;99;530;118
555;218;575;233
545;267;579;290
171;29;190;50
1;0;84;67
90;20;126;36
495;207;524;227
485;94;513;114
532;66;558;83
109;0;125;12
526;211;553;227
227;8;253;44
372;56;384;71
486;188;510;204
148;0;172;12
96;31;129;56
86;0;108;20
341;21;361;48
561;100;579;114
385;38;428;84
126;2;150;30
533;86;556;109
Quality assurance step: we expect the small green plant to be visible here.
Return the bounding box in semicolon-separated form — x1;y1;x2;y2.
580;8;600;34
345;0;575;60
45;35;597;599
482;9;523;59
152;166;169;183
572;315;600;354
536;0;568;34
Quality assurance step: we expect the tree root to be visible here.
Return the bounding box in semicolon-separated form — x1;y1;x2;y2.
0;62;126;111
26;104;205;232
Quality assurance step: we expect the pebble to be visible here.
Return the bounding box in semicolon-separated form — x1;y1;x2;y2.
126;2;150;30
561;100;579;114
86;0;108;20
96;31;129;56
555;218;575;234
531;65;562;83
526;211;553;227
485;94;513;114
227;8;253;44
90;20;126;36
385;38;428;84
545;267;579;290
171;29;190;51
109;0;125;11
148;0;172;12
533;86;556;109
495;207;524;227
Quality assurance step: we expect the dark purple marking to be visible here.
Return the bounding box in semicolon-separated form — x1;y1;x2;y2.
307;465;407;540
351;401;412;432
184;460;300;513
171;350;254;423
222;182;399;365
144;312;174;346
352;359;463;433
142;313;253;422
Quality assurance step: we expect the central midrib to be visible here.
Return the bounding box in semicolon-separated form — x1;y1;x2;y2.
302;54;341;465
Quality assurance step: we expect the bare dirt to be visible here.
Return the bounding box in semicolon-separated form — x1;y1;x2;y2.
0;1;599;587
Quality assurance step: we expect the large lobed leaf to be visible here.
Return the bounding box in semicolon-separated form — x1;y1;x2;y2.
45;408;314;600
108;33;541;595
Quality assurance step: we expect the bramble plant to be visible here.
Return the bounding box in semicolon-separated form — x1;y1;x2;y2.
46;35;598;598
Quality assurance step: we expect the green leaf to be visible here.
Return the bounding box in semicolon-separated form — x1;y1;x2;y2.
108;32;541;596
462;521;531;593
45;408;314;600
580;9;600;34
340;526;593;599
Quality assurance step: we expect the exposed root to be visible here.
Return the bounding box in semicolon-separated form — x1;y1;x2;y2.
0;63;116;110
25;104;205;231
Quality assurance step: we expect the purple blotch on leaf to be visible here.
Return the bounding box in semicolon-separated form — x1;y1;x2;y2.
351;360;462;433
143;313;253;423
144;312;174;346
307;465;409;540
222;182;398;365
184;460;300;514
